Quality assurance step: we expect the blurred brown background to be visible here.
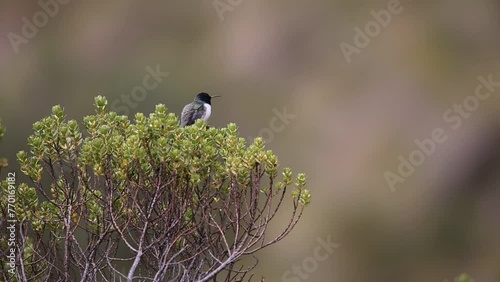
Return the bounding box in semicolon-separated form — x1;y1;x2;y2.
1;0;500;281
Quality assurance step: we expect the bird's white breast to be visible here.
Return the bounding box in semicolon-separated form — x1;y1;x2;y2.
203;104;211;121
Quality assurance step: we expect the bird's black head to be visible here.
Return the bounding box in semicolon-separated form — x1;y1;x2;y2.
195;92;220;105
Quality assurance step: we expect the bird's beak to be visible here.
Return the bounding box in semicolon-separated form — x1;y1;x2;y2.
211;95;221;98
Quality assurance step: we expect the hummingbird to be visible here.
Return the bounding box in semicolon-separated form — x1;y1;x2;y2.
180;92;221;127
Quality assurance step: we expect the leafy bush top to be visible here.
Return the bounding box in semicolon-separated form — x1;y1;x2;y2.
3;96;310;281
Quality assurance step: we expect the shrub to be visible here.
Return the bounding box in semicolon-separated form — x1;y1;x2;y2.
1;96;310;281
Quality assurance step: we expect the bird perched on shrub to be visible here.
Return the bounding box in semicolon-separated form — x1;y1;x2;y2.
181;92;220;127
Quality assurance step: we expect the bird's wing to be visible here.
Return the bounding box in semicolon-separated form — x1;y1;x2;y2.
181;103;205;127
190;106;206;122
180;104;192;127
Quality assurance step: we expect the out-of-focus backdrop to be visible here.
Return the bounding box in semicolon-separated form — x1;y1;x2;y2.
1;1;500;281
